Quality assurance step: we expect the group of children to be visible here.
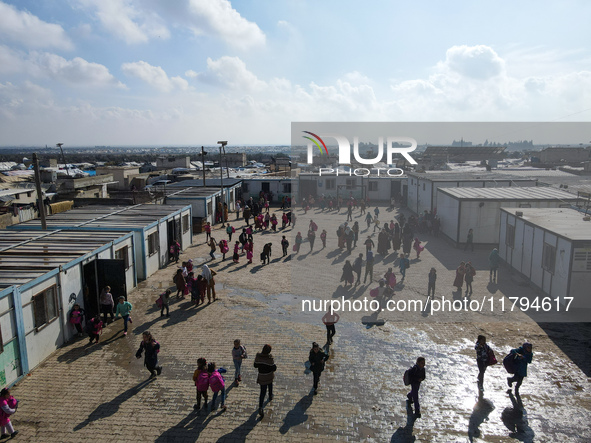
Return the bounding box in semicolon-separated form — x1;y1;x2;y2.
172;261;216;308
192;339;248;413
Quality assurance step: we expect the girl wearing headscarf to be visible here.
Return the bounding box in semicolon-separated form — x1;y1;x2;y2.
202;264;217;303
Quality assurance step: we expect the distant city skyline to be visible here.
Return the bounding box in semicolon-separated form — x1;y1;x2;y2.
1;1;590;145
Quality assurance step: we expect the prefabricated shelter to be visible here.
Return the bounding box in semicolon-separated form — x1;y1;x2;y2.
0;229;135;387
499;208;591;309
8;204;192;280
163;187;221;226
168;178;242;219
297;172;405;202
436;187;580;246
406;171;538;216
241;178;292;203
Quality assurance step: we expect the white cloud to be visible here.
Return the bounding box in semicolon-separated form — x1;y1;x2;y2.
0;1;73;50
187;0;265;50
442;45;505;80
122;61;188;92
197;56;267;91
30;52;126;88
76;0;170;44
0;45;26;74
389;45;591;120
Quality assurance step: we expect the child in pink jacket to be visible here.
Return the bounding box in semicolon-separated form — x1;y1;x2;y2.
0;388;18;439
193;358;209;411
208;362;227;411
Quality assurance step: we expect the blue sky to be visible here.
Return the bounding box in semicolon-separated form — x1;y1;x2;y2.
0;0;590;146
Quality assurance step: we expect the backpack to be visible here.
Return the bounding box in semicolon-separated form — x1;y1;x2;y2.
487;347;498;366
169;245;175;254
503;352;517;374
403;367;412;386
240;345;248;359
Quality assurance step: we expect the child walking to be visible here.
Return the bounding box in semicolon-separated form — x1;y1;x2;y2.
233;241;240;263
406;357;426;418
427;268;436;297
114;296;133;336
193;358;209;410
87;315;103;344
208;362;227;411
69;303;85;337
232;339;247;385
160;289;171;317
136;330;162;378
196;275;207;305
0;388;18;439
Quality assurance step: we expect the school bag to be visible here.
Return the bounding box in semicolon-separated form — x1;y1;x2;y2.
240;345;248;359
487;347;498;366
403;366;412;386
503;352;517;374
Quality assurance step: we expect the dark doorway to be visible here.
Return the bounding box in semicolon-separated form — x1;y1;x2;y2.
98;259;127;300
167;218;180;260
83;259;127;320
300;180;317;199
83;261;100;320
391;180;401;200
261;182;270;193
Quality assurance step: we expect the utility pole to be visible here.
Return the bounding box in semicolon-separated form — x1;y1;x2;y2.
201;146;207;187
56;143;69;176
32;153;47;230
218;141;227;226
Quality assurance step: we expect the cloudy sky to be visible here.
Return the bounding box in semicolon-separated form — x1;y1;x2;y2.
0;0;590;146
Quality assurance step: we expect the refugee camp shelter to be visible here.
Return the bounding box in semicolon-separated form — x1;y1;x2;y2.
8;204;192;280
499;208;591;309
0;229;135;387
436;187;580;246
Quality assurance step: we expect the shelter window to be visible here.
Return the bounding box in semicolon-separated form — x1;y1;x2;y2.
369;181;378;192
33;285;58;330
115;246;130;270
505;224;515;248
346;179;356;190
325;179;336;190
542;243;556;274
0;328;3;354
148;232;159;256
242;183;250;193
282;183;292;193
182;214;190;233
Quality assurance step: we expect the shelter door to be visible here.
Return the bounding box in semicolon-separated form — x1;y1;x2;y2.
97;259;127;301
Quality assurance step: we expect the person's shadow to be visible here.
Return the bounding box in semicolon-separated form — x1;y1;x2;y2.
468;397;495;442
390;401;416;442
156;407;225;442
501;391;535;442
279;393;314;434
216;409;261;441
74;378;155;430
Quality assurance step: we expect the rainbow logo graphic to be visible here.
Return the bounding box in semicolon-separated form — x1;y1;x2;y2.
302;131;328;156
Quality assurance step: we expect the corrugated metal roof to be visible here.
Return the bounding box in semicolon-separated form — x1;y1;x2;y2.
9;203;190;230
408;171;540;181
0;230;127;289
168;178;242;188
502;208;591;241
439;187;580;201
